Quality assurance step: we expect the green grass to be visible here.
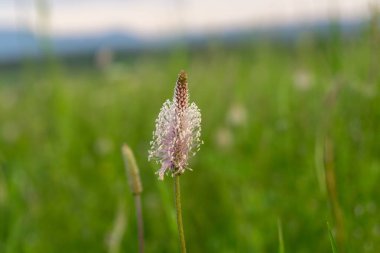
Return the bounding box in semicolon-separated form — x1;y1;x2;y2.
0;29;380;252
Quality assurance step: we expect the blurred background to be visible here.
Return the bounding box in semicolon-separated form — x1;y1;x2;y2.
1;0;380;252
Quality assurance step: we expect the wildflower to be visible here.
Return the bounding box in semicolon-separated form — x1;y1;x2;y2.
226;102;247;127
215;127;233;151
293;68;313;91
149;70;202;180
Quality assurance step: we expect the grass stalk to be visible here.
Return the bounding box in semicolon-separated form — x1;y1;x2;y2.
134;195;144;253
122;144;144;253
324;138;345;253
174;175;187;253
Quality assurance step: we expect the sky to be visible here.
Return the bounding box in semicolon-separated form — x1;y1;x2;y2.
0;0;379;37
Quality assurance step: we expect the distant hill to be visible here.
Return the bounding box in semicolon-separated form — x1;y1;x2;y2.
0;28;146;63
0;18;367;64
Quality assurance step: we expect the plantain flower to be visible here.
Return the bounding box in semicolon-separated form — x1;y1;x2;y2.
149;70;202;180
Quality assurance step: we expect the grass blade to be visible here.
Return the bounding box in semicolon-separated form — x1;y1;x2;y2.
277;218;285;253
327;222;338;253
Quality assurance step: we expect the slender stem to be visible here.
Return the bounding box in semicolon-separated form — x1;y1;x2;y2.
324;137;345;253
174;175;187;253
134;195;144;253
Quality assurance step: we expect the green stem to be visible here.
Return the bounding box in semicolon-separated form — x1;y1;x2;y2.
174;175;187;253
134;195;144;253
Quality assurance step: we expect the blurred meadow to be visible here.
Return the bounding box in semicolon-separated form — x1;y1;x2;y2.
1;1;380;253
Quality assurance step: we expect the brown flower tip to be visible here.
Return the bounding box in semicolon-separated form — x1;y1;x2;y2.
175;70;189;111
178;70;187;83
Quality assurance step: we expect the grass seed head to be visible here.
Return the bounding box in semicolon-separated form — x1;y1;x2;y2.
122;144;143;195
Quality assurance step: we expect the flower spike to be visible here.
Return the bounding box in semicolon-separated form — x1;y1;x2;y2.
149;70;202;180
